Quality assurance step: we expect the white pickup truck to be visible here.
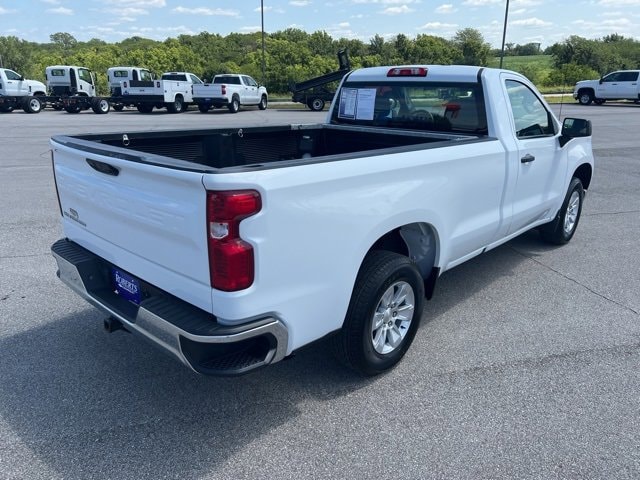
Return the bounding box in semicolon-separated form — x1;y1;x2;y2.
50;65;594;376
0;68;47;113
192;74;268;113
573;70;640;105
116;71;203;113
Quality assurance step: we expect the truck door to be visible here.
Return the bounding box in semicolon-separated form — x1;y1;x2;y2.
77;68;96;95
241;75;259;104
2;69;22;95
615;71;639;99
502;77;566;235
596;71;622;99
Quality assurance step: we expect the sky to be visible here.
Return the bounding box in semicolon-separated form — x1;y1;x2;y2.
1;0;639;48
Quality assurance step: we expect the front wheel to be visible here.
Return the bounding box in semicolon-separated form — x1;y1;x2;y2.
258;95;268;110
332;250;424;376
539;177;584;245
578;91;593;105
22;96;43;114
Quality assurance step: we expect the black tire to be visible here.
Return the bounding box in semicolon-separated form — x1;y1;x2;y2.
22;96;42;114
332;250;425;376
166;95;184;113
113;104;125;112
258;95;268;110
91;97;110;114
65;104;81;114
52;104;63;111
594;98;605;105
0;105;14;113
539;177;584;245
578;90;593;105
228;96;240;113
309;97;325;111
136;103;154;113
198;104;210;113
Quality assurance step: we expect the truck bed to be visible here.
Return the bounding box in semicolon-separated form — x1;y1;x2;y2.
51;124;478;172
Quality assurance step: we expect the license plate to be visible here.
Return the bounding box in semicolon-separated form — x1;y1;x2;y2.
112;268;141;305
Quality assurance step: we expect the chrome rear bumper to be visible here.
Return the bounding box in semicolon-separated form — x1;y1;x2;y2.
51;238;288;376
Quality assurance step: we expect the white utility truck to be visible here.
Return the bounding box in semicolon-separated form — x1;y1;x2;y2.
192;74;268;113
107;66;155;111
0;68;47;113
45;65;111;114
50;65;594;376
115;71;203;113
573;70;640;105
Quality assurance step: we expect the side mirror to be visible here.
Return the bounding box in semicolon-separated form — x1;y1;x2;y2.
560;117;592;147
599;77;603;84
19;75;24;81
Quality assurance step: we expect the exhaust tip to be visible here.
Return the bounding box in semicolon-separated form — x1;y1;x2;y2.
103;316;125;333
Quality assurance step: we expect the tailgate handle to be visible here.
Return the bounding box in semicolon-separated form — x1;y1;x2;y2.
86;159;120;176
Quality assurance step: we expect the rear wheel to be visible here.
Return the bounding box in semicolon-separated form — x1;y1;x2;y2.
166;95;184;113
91;97;110;114
332;250;424;375
22;96;42;114
136;103;154;113
309;97;325;111
539;177;584;245
258;95;268;110
65;104;81;114
578;90;593;105
228;96;240;113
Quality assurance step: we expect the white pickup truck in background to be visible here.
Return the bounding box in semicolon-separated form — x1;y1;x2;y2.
574;69;640;105
50;65;594;377
192;74;268;113
0;68;47;113
116;71;203;113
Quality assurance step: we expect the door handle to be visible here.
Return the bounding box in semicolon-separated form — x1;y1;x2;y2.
521;154;535;163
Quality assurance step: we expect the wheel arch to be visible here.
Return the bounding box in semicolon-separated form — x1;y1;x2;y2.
366;222;441;299
578;87;595;96
573;163;593;190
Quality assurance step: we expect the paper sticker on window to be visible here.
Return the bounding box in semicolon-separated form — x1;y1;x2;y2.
355;88;376;120
338;88;377;121
338;88;358;119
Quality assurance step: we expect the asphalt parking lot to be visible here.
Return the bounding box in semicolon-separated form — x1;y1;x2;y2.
1;102;639;479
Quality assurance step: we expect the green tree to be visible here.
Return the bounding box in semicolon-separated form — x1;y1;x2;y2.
452;28;491;66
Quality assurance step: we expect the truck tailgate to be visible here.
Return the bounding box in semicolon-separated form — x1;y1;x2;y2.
51;140;212;312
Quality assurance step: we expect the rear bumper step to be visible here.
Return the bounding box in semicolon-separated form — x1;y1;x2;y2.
51;238;288;376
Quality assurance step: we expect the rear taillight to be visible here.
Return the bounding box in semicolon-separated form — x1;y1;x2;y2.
207;190;261;291
221;84;226;95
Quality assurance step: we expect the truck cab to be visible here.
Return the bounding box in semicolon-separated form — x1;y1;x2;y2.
0;68;47;97
107;67;154;96
46;65;97;97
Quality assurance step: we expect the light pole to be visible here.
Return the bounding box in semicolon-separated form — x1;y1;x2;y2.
499;0;510;69
261;0;266;85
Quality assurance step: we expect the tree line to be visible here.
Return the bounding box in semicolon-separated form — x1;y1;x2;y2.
1;29;639;95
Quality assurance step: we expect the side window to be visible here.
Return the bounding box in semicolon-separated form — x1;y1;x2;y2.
5;70;22;80
79;69;93;85
620;72;639;82
602;72;621;82
189;74;202;84
244;76;257;87
506;79;555;138
140;70;152;81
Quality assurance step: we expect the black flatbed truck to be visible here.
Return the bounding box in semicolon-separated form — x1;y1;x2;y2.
290;50;350;111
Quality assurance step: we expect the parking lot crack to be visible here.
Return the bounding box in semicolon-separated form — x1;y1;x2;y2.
584;209;640;217
509;246;639;316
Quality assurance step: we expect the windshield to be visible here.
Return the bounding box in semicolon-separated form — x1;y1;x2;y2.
330;81;487;135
